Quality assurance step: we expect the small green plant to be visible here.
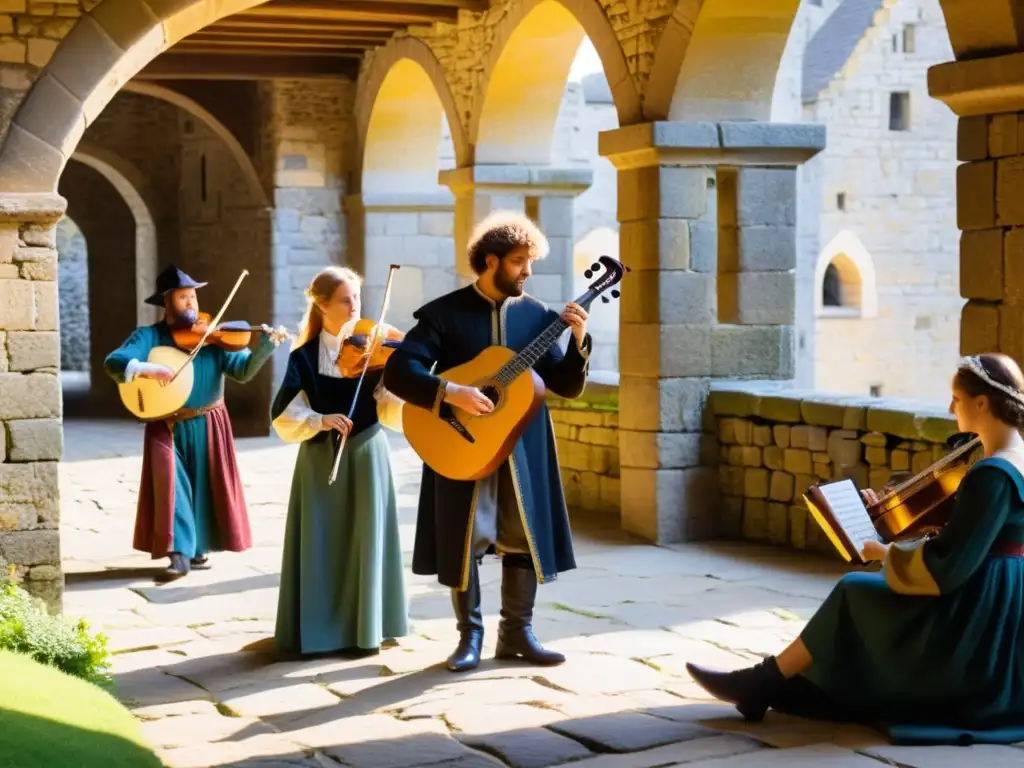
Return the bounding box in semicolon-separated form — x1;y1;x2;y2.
0;581;112;689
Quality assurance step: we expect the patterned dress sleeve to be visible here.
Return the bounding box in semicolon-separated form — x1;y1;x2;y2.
883;463;1013;595
270;351;324;443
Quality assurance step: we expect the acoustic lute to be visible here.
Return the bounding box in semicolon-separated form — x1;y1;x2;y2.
402;255;628;481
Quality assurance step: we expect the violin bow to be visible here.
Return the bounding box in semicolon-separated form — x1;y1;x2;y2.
169;269;250;383
328;264;402;485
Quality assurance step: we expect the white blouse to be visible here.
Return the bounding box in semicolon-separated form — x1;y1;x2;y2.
271;328;404;444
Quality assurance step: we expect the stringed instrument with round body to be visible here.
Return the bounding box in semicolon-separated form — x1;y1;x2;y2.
401;255;628;482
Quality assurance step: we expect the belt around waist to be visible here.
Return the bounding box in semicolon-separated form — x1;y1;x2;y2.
144;399;224;425
989;540;1024;558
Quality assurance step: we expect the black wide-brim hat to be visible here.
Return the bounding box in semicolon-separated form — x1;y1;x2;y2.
145;264;208;306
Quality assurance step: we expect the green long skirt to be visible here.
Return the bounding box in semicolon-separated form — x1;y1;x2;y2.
274;423;409;654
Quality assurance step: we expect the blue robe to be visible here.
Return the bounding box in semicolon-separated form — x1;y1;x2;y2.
104;322;276;558
382;283;592;590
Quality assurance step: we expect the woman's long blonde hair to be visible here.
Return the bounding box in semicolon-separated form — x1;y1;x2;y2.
293;266;363;350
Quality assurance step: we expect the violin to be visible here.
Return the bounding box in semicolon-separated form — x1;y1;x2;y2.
172;312;282;353
338;318;404;378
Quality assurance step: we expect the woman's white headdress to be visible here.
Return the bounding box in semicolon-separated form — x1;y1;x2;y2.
958;355;1024;404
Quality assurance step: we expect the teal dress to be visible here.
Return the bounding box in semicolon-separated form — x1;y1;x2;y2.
271;333;409;654
104;322;276;558
795;454;1024;740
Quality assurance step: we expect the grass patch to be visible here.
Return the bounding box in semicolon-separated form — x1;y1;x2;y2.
0;649;162;768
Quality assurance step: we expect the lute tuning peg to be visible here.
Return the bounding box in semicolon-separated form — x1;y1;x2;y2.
611;289;620;298
584;269;593;278
601;295;610;304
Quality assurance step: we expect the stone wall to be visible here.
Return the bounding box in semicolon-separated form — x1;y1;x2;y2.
706;384;958;557
549;375;620;518
56;216;87;372
550;376;963;562
0;195;65;612
806;0;962;403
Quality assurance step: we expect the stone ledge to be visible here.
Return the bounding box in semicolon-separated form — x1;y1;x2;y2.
344;190;455;211
598;121;827;170
928;51;1024;118
439;164;594;194
707;381;956;443
0;193;67;224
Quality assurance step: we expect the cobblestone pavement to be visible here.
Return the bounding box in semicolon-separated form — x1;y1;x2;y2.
59;418;1023;768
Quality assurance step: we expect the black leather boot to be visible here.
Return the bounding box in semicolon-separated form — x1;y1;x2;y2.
494;555;564;666
447;556;484;672
685;656;787;722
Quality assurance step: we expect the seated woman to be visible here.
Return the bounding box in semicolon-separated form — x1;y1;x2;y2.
687;352;1024;735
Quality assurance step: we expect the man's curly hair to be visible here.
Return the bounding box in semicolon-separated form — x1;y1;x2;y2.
467;211;549;275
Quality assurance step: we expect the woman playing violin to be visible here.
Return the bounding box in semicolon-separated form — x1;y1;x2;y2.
686;352;1024;742
270;266;408;658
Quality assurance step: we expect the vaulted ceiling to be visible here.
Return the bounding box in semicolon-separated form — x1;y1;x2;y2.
138;0;487;80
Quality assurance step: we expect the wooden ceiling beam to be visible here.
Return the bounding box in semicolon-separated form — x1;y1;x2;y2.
189;29;394;44
134;52;360;81
210;18;405;34
170;42;371;56
239;1;460;24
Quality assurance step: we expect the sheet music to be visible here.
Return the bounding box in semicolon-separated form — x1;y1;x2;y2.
817;479;883;545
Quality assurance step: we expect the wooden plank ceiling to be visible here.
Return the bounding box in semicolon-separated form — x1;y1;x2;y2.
138;0;486;80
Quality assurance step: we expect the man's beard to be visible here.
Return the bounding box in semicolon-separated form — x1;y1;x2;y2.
168;307;198;329
494;270;525;298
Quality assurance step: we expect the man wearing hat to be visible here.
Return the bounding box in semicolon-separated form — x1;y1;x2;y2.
104;265;289;583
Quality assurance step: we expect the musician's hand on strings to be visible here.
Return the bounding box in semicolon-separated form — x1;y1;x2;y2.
860;488;880;506
860;539;889;562
444;384;494;416
139;365;174;385
561;302;589;346
322;414;352;436
263;324;290;347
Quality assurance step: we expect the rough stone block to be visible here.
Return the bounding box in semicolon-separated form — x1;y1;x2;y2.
0;504;34;532
790;425;809;449
958;115;989;161
619;217;701;272
960;301;999;355
807;426;827;452
783;449;811;475
15;245;56;280
769;471;794;502
865;406;919;440
720;495;743;538
0;529;59;566
619;323;711;377
710;325;793;378
773;424;791;447
731;419;753;445
736;168;796;227
997;156;1024;226
957;161;995;230
0;279;34;330
0;226;16;262
735;225;796;272
789;505;808;549
619;269;715;325
740;446;761;467
743;468;768;498
7;418;62;461
33;281;56;330
618;376;710;433
826;430;861;470
620;466;718;544
707;389;759;417
891;449;910;472
763;445;784;470
718;271;795;325
961;228;1004;301
617;166;710;222
767;502;788;543
989;113;1019;157
0;373;59;419
7;330;58;370
741;499;768;540
618;430;702;469
752;425;772;447
1003;227;1024;301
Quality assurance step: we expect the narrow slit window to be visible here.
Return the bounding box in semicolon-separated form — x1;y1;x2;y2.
889;92;910;131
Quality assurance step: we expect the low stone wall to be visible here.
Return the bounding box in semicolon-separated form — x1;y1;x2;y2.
706;384;959;557
549;376;963;559
548;375;619;518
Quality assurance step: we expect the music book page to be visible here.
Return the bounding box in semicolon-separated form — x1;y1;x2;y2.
804;479;882;563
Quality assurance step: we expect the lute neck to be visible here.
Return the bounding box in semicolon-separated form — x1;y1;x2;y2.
494;315;571;386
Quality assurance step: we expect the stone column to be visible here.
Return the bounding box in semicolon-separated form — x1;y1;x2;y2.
344;191;456;332
929;47;1024;363
0;193;66;613
599;122;825;544
439;165;592;305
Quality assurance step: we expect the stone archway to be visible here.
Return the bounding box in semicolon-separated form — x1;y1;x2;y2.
646;0;801;121
471;0;639;164
350;37;467;329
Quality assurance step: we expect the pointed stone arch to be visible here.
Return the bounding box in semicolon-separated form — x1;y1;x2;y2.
814;229;879;319
472;0;640;164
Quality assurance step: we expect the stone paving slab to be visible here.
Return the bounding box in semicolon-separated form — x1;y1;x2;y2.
52;420;1024;767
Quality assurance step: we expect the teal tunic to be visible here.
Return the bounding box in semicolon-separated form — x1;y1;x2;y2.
271;340;409;654
104;322;276;558
796;456;1024;736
